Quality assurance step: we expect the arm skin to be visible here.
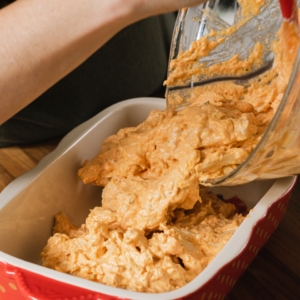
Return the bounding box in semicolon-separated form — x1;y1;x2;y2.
0;0;206;124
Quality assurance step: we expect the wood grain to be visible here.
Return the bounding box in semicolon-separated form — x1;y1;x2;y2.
0;140;299;299
0;139;59;187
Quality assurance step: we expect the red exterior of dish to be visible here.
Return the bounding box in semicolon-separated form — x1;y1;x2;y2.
0;181;296;300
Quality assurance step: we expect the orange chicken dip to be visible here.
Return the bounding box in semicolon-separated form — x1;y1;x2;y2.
41;1;300;294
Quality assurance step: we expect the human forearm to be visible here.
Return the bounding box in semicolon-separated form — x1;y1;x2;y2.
0;0;138;124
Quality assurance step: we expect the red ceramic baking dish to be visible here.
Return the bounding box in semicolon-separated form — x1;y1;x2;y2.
0;98;297;300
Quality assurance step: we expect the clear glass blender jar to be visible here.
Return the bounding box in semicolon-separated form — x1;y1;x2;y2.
166;0;300;186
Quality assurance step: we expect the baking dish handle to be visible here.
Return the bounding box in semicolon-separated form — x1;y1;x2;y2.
0;261;115;300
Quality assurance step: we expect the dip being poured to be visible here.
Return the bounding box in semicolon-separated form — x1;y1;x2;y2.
41;1;300;294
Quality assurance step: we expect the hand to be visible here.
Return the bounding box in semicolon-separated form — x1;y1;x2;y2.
131;0;208;19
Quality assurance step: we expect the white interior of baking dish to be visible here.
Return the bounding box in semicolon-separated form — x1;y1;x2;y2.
0;98;296;300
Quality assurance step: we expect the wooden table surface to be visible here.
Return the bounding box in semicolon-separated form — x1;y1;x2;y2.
0;139;299;299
